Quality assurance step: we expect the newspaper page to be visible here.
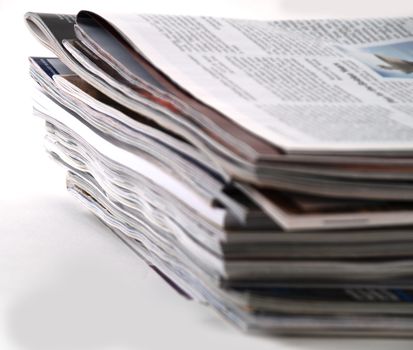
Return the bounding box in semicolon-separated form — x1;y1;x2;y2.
104;14;413;153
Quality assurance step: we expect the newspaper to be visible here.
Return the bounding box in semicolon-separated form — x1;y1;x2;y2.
103;13;413;153
24;10;413;337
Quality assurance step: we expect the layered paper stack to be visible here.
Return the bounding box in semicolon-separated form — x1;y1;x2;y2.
26;11;413;336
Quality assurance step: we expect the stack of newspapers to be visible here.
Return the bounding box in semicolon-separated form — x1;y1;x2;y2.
26;11;413;336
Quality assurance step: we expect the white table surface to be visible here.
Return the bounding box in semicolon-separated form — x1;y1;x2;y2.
1;1;413;349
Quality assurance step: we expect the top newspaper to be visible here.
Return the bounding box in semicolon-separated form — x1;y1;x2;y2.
104;14;413;152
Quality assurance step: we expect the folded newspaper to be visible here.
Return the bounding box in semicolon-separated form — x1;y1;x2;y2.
25;11;413;336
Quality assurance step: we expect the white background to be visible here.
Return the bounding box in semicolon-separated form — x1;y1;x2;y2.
1;1;413;349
